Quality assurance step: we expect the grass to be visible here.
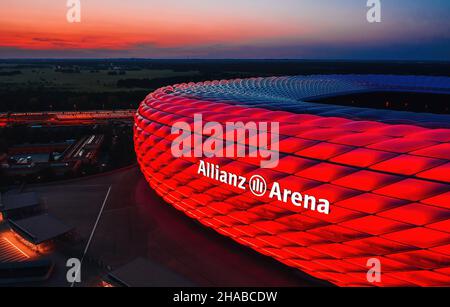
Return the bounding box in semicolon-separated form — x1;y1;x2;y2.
0;65;200;92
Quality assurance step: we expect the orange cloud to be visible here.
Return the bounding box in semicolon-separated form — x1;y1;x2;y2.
0;1;306;51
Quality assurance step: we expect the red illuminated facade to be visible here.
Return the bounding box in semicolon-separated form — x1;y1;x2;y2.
134;76;450;287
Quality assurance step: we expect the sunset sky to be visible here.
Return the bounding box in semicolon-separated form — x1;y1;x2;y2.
1;0;449;60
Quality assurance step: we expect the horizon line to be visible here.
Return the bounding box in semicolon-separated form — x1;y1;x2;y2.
1;58;450;63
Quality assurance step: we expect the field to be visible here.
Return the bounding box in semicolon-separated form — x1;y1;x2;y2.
0;65;199;92
0;59;449;112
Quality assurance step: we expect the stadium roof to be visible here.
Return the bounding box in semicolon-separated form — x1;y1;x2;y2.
0;192;40;212
167;75;450;127
9;214;73;244
104;257;192;287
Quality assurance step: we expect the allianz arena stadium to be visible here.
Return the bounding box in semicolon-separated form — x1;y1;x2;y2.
134;75;450;287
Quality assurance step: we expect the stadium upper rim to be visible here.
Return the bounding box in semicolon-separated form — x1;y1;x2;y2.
152;74;450;128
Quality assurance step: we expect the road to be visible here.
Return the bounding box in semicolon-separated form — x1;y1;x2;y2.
20;165;330;286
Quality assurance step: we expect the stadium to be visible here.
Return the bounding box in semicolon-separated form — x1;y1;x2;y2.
134;75;450;287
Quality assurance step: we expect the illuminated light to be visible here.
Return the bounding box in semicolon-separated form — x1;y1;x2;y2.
3;237;30;259
101;281;114;287
10;230;51;254
134;75;450;287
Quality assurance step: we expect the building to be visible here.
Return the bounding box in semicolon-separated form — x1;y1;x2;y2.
134;75;450;287
102;257;192;287
9;213;73;252
1;134;104;180
0;192;42;220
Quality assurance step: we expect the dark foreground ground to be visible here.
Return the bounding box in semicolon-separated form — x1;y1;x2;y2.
16;165;329;287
